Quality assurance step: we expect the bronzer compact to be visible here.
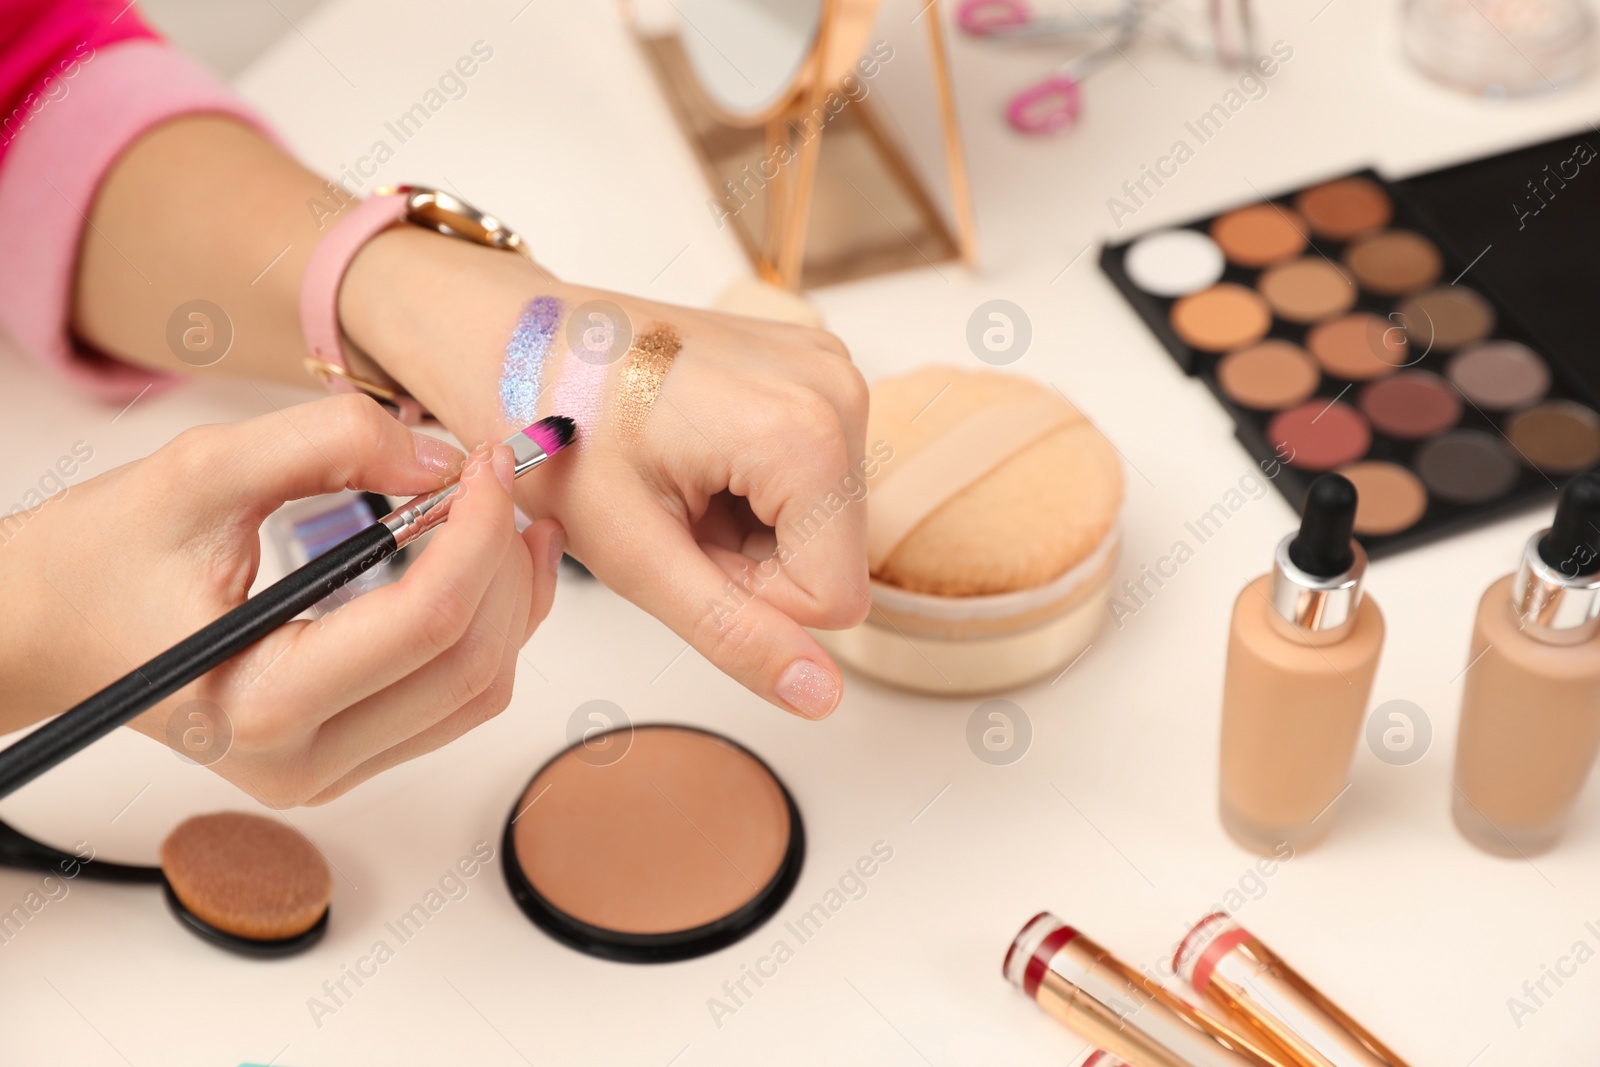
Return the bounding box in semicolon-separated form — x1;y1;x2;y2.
1101;129;1600;556
501;724;803;962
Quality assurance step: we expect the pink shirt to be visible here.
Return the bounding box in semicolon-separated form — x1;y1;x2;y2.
0;0;270;400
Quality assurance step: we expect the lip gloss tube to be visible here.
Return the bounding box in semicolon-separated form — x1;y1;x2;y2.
1005;913;1291;1067
1173;914;1413;1067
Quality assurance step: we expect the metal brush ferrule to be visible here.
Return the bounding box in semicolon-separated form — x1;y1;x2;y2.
380;430;553;550
507;430;552;476
1269;532;1366;636
1511;530;1600;645
381;484;459;549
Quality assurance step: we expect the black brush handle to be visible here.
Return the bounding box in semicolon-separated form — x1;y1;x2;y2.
0;522;396;800
0;818;161;883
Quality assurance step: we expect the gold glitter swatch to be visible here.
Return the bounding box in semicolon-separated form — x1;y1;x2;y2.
614;325;682;441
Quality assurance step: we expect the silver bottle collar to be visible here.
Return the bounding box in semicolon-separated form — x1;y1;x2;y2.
1269;532;1366;634
1511;530;1600;645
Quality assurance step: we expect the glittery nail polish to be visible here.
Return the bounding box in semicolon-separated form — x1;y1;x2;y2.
777;659;840;719
414;433;466;478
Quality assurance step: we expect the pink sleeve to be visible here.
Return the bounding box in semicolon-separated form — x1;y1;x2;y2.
0;0;157;155
0;31;279;402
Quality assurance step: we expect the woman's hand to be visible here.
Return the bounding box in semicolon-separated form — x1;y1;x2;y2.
0;394;564;806
68;116;869;720
342;229;872;720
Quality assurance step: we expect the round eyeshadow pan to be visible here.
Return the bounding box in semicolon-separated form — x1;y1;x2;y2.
1209;204;1309;268
1342;230;1443;296
1358;371;1462;439
1256;258;1358;324
1506;401;1600;474
1415;431;1519;503
1294;177;1392;240
1447;342;1551;410
1339;460;1429;536
1307;313;1408;381
1169;283;1272;352
1396;287;1496;353
504;725;803;962
1124;229;1226;297
1216;341;1320;410
1268;400;1372;471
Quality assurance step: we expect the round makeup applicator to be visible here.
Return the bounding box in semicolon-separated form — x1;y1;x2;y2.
0;811;332;957
160;812;333;956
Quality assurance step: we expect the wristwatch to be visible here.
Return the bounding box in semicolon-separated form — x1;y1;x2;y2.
299;185;535;424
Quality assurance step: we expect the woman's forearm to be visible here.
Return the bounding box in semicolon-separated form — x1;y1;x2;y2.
73;113;534;422
74;115;355;388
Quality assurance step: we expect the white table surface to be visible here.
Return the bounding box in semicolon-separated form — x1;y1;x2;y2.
4;0;1600;1062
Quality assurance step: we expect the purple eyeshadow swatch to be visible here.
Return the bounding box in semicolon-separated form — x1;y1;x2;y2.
499;296;563;427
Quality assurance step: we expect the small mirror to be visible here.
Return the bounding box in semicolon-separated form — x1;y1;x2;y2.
679;0;823;121
630;0;976;288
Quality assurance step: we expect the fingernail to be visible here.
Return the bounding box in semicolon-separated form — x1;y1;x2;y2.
776;659;839;720
491;444;515;492
547;523;567;573
414;433;467;479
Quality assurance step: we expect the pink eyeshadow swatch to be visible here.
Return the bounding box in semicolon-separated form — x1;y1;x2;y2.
545;354;608;447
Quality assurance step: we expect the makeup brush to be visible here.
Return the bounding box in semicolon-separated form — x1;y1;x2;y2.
0;416;576;800
0;811;334;957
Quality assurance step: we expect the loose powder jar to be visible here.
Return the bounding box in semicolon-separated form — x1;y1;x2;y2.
815;367;1125;694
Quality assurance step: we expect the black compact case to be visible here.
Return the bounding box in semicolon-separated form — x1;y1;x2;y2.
1101;130;1600;559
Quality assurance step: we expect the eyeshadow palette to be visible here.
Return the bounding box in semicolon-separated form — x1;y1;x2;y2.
1100;166;1600;557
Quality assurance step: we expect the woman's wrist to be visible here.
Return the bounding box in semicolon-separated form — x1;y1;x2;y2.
339;225;545;440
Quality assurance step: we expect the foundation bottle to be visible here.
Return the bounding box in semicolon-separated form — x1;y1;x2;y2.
1219;474;1384;854
1453;474;1600;856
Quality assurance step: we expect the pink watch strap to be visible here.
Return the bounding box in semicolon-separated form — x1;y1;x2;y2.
299;194;427;424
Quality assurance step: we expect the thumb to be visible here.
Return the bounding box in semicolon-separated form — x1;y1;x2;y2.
187;395;466;518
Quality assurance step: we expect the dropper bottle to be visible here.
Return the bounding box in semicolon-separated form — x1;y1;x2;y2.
1218;474;1386;854
1454;474;1600;856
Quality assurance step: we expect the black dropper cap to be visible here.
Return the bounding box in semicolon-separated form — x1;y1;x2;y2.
1538;473;1600;577
1288;474;1357;578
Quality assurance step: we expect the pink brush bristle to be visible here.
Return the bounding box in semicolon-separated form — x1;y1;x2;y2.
523;415;577;456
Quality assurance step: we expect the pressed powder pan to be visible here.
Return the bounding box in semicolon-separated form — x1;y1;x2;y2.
503;724;803;963
1294;176;1392;239
0;813;332;957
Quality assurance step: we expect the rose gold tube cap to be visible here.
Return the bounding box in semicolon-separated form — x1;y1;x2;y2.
1084;1053;1131;1066
1173;912;1253;995
1003;912;1082;996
